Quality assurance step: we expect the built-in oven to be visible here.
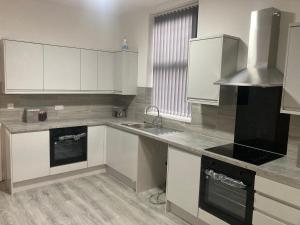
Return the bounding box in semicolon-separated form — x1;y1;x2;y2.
199;156;255;225
50;126;87;167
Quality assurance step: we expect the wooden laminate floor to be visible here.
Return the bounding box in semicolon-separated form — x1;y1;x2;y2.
0;173;189;225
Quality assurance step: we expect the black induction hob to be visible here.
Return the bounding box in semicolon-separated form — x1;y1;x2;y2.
205;143;284;166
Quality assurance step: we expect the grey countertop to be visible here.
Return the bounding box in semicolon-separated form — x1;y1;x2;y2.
2;118;300;189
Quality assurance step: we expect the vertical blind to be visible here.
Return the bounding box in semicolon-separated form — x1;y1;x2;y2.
152;6;198;118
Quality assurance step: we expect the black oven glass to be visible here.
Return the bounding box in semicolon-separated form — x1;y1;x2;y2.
199;156;255;225
50;126;87;167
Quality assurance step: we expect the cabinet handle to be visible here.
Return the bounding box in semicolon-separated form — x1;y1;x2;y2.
205;169;247;189
58;133;86;141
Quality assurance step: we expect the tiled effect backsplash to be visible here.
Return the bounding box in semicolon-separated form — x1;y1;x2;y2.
119;87;236;141
0;89;298;159
122;87;300;160
0;94;115;121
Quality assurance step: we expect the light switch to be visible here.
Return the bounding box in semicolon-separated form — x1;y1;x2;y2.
55;105;64;111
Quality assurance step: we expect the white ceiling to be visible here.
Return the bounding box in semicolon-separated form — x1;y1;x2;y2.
43;0;172;14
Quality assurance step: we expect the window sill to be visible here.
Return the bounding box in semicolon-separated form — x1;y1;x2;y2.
146;111;191;123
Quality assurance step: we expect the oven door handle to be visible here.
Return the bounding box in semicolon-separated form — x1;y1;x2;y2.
58;133;87;141
205;169;247;189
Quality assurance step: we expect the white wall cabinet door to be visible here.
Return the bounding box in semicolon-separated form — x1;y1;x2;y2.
88;126;105;167
106;127;138;181
114;51;138;95
81;49;98;91
167;146;201;216
11;131;50;182
282;25;300;115
4;40;44;91
120;51;138;95
187;35;238;105
44;45;80;91
188;37;222;104
98;51;115;92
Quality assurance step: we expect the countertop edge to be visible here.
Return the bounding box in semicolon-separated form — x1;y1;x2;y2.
2;119;300;190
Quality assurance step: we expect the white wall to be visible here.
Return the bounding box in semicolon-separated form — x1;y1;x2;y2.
0;0;120;50
121;0;300;87
119;0;196;87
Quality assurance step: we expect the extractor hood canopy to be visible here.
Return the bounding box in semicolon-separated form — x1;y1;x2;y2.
215;8;283;87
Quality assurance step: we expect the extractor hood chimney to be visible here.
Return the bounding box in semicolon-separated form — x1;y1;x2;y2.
215;8;283;87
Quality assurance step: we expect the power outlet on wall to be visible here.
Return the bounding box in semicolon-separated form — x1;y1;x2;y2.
7;103;14;110
55;105;64;111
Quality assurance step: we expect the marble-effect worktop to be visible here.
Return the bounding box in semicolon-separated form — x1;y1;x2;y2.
2;118;300;190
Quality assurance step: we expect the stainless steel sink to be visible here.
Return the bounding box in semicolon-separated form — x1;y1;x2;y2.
122;123;156;129
121;123;181;135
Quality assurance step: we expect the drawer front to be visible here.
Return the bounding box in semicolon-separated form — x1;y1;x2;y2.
255;176;300;208
254;194;300;225
253;210;287;225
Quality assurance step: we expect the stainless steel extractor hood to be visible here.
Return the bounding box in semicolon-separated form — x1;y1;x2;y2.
215;8;283;87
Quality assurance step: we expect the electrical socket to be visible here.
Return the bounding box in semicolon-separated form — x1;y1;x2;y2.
55;105;64;111
7;103;14;110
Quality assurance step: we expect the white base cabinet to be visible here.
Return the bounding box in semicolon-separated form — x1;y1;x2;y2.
106;127;138;182
254;175;300;225
252;210;286;225
88;126;106;167
166;146;201;216
11;131;50;182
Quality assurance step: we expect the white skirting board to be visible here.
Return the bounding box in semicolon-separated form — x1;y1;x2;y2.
50;161;88;175
9;165;105;194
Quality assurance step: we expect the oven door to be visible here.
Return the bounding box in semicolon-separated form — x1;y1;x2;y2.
199;156;255;225
50;126;87;167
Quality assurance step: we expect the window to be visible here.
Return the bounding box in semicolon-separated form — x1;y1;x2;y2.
152;6;198;119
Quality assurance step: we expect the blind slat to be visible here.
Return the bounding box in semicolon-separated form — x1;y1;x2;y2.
152;6;198;118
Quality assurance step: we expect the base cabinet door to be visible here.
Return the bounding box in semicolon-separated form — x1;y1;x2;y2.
88;126;106;167
253;210;286;225
106;127;138;182
167;146;201;216
11;131;50;182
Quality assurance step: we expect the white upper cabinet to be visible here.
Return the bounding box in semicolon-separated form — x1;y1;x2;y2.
282;24;300;115
2;40;44;92
81;49;98;91
187;35;239;105
98;51;115;92
0;39;138;95
115;51;138;95
44;45;81;91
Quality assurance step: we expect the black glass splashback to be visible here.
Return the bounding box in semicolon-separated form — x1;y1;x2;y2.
234;87;290;155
